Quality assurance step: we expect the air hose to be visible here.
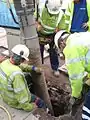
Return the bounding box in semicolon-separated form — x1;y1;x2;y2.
0;104;12;120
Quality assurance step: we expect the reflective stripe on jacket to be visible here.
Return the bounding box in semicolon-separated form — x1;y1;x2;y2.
0;59;34;111
82;90;90;120
64;0;90;32
63;32;90;98
39;7;64;35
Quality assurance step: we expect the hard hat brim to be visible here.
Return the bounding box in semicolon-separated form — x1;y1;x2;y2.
22;56;29;61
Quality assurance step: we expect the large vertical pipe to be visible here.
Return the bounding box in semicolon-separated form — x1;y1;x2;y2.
13;0;53;115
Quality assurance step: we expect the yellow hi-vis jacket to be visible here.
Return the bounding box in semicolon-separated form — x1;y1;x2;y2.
63;32;90;98
0;59;34;111
38;7;65;35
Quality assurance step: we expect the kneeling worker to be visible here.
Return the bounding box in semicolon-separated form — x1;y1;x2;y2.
0;44;46;112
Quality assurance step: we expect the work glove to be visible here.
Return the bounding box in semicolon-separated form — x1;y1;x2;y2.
31;94;46;109
36;22;43;32
68;96;83;116
34;67;42;74
82;23;89;31
85;78;90;86
31;66;43;74
82;83;90;97
35;98;46;109
68;97;76;113
69;96;84;116
69;82;90;116
32;103;38;109
69;97;76;106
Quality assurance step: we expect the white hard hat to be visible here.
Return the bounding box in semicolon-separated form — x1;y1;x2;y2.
54;30;69;48
46;0;62;14
11;44;29;61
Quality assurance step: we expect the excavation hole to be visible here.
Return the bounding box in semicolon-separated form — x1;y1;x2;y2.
47;83;71;117
25;73;71;117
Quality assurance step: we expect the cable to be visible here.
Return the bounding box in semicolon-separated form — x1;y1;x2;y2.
9;8;19;25
0;104;12;120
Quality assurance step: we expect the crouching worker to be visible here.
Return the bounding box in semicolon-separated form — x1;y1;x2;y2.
54;31;90;115
0;44;46;111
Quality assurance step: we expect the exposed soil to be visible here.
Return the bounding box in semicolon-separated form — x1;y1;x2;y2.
44;57;71;117
0;47;82;120
47;83;70;117
43;57;82;120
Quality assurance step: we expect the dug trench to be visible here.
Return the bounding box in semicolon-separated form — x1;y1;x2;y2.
47;82;83;119
43;58;83;119
22;57;83;119
47;82;70;117
43;58;71;117
33;81;83;120
25;72;71;117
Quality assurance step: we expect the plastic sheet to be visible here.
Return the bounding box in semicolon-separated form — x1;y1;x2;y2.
0;1;19;28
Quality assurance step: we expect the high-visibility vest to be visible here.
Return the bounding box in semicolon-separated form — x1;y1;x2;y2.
39;7;64;35
0;59;34;111
63;32;90;98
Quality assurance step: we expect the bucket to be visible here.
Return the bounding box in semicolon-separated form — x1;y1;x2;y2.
0;27;8;48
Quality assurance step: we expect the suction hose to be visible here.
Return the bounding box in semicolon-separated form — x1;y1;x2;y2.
0;105;12;120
